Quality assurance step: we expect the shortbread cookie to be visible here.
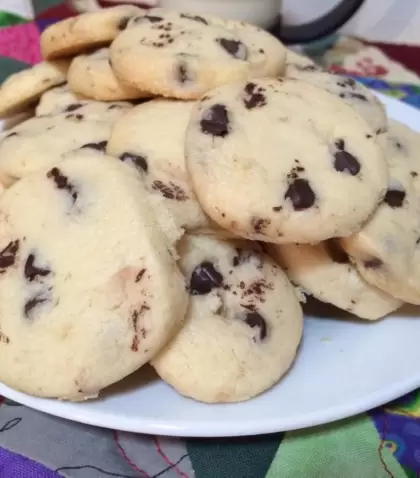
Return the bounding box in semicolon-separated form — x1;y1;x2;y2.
107;99;209;243
342;120;420;304
36;84;84;116
285;64;387;135
0;152;187;400
68;48;148;101
0;101;132;183
186;78;388;243
41;6;145;59
0;61;69;118
268;241;402;320
152;234;303;403
110;9;286;99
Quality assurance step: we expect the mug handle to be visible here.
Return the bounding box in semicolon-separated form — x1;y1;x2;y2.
277;0;366;45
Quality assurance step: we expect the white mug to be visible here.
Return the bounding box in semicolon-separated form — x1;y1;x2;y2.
158;0;367;44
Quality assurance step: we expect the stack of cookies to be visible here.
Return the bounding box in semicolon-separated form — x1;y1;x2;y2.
0;6;418;404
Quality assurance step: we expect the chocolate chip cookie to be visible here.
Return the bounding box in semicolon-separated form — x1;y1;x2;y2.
0;152;187;399
152;234;303;403
186;78;388;243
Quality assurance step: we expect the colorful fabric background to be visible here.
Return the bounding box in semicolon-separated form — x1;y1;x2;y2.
0;2;419;477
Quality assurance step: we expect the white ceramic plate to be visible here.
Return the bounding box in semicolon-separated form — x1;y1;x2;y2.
1;93;420;438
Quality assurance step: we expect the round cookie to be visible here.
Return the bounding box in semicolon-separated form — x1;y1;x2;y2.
36;84;84;116
0;152;187;400
186;78;388;243
341;119;420;304
152;234;303;403
41;6;145;60
0;101;132;184
68;48;148;101
0;61;69;118
268;241;402;320
285;63;387;135
107;98;210;244
110;9;286;99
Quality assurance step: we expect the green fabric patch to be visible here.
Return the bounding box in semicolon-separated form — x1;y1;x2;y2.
187;433;283;478
266;415;408;478
0;12;28;28
0;57;29;84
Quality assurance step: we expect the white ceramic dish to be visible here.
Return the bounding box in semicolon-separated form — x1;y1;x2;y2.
0;93;419;438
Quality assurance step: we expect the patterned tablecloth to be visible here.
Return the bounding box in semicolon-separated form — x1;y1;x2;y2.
0;2;420;477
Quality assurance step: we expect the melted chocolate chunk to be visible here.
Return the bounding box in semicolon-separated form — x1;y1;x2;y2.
244;311;268;341
243;82;267;109
190;261;223;295
0;240;19;270
135;269;146;283
285;179;316;211
200;104;230;137
47;167;78;203
80;140;108;152
384;189;406;208
152;180;188;201
24;294;47;318
117;16;130;30
364;258;383;269
24;254;50;282
333;146;361;176
180;13;208;24
216;38;246;60
64;103;83;112
120;152;148;173
325;240;349;264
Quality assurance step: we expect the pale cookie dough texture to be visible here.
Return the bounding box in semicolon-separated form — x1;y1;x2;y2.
0;61;69;118
36;84;83;116
342;120;420;304
186;78;388;243
110;9;286;99
107;98;210;244
152;234;303;403
68;48;147;101
0;101;131;184
285;60;387;136
269;241;402;320
0;152;187;400
41;6;145;60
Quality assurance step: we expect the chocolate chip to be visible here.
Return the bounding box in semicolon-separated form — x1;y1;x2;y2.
80;140;108;152
243;83;267;109
64;103;83;112
285;179;316;211
251;217;271;233
384;189;406;208
334;150;361;176
177;62;191;84
376;127;387;135
190;261;223;295
117;16;130;30
66;113;83;121
366;134;373;139
244;311;268;341
325;240;349;264
180;13;208;24
3;132;17;140
272;206;282;212
232;248;261;268
0;240;19;270
200;104;230;137
411;171;418;178
364;258;383;269
216;38;247;60
47;167;78;203
135;269;146;283
348;92;367;101
24;254;50;282
152;180;188;201
24;294;47;318
143;15;163;23
120;152;148;173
